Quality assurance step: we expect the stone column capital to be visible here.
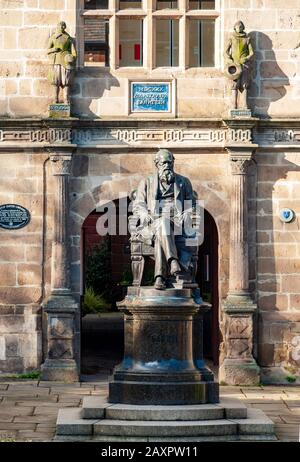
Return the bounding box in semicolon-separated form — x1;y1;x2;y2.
226;145;257;175
47;147;75;176
50;154;73;176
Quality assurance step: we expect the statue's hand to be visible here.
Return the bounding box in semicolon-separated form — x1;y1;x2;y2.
142;214;153;226
138;211;153;226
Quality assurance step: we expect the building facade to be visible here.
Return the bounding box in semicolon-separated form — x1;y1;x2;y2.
0;0;300;385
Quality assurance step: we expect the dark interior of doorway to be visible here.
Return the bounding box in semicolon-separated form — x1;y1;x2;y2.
80;206;219;378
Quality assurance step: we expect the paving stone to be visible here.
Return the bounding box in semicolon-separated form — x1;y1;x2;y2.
0;430;17;440
0;423;36;430
0;405;34;416
13;415;57;424
94;419;238;437
279;414;300;424
56;408;99;435
12;396;59;405
40;381;80;388
33;406;64;415
50;388;89;395
0;415;14;422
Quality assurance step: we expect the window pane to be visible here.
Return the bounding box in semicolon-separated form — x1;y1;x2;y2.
119;19;143;67
156;19;179;67
84;18;109;66
84;0;109;8
156;0;178;9
189;19;214;67
189;0;215;9
119;0;142;9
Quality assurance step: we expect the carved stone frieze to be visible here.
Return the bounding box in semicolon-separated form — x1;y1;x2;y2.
0;127;254;148
254;128;300;146
0;129;71;144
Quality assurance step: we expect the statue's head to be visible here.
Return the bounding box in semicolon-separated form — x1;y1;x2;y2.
234;20;245;34
57;21;67;33
154;149;175;184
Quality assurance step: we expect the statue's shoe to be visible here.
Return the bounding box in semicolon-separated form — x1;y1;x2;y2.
154;276;166;290
170;259;181;276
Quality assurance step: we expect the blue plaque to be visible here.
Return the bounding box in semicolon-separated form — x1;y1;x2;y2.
0;204;31;230
131;83;170;112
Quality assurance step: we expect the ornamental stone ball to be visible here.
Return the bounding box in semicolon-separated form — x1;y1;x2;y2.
47;21;77;105
224;21;254;111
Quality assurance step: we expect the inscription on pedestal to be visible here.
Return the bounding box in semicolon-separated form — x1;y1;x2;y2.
49;104;71;118
230;109;252;118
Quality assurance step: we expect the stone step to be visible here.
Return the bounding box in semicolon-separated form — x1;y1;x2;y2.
229;408;275;435
81;396;248;421
56;406;276;441
55;434;277;442
92;434;277;442
56;408;98;436
93;419;238;437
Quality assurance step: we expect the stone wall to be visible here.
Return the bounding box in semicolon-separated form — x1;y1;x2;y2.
0;0;76;117
0;0;299;118
0;151;47;372
255;148;300;382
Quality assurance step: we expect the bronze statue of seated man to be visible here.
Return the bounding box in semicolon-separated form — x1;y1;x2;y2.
132;149;198;290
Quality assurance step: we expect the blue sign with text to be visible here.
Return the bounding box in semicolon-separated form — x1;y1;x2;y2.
131;83;170;112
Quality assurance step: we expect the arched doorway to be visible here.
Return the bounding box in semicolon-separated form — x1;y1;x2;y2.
80;199;130;377
197;209;220;366
80;205;220;377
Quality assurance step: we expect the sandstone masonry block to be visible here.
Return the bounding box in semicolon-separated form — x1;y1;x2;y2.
0;264;16;286
24;12;61;26
18;28;50;50
0;287;41;304
3;29;17;50
258;294;288;311
17;263;41;286
0;62;22;78
9;96;50;117
0;10;23;26
19;79;32;96
39;0;65;9
0;247;25;262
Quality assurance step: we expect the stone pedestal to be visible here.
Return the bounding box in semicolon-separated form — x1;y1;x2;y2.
41;292;78;382
41;149;79;382
219;295;260;386
109;287;218;405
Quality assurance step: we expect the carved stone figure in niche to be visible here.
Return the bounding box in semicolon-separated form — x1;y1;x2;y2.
131;149;198;290
47;22;77;104
224;21;254;110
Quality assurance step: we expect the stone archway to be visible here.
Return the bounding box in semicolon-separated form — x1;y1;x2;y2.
197;209;220;366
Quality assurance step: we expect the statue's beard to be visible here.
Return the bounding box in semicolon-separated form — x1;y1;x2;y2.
158;168;175;185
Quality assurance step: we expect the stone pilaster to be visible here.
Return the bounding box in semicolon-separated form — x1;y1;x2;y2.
219;119;260;385
41;148;79;382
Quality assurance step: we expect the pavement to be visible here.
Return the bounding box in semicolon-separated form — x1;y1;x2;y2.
0;378;299;442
